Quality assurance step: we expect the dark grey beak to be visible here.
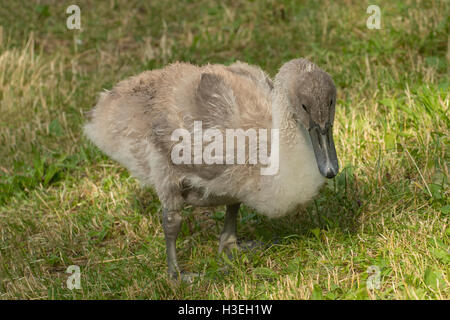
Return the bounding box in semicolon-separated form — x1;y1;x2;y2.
308;124;339;178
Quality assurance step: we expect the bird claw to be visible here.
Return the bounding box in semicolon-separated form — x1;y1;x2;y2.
168;270;202;283
237;239;267;251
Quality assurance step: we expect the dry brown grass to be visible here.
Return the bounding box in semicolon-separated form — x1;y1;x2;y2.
0;0;448;299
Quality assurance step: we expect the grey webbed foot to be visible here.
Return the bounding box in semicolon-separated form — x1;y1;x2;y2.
168;270;202;283
236;239;267;251
218;204;275;259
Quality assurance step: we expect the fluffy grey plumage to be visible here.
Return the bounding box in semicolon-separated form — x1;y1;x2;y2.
84;59;339;278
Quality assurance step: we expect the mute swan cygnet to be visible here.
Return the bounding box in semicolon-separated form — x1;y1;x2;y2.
84;58;339;278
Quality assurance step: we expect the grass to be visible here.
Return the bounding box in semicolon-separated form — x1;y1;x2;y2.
0;0;448;299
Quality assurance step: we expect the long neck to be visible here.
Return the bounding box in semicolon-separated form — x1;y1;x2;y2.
269;82;314;178
270;85;302;146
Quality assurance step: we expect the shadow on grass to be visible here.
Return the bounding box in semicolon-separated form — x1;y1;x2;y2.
131;165;364;247
240;165;365;243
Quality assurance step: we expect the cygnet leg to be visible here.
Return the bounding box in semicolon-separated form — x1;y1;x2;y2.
162;208;182;278
218;203;240;256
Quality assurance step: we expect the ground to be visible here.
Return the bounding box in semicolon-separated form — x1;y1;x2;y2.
0;0;448;299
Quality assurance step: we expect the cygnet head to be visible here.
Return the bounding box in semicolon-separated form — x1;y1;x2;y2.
277;59;339;178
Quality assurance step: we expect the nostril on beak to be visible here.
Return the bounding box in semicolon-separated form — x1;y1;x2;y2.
325;167;337;179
